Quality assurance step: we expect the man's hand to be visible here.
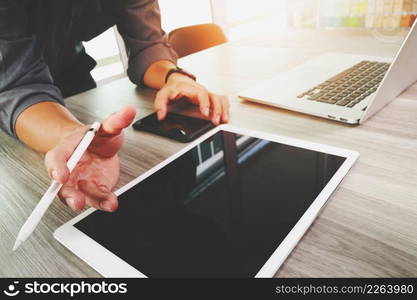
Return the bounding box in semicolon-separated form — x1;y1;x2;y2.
154;74;230;125
44;105;136;212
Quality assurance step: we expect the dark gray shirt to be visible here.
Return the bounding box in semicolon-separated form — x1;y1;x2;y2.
0;0;178;137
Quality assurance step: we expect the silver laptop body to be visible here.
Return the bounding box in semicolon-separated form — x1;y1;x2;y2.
239;21;417;124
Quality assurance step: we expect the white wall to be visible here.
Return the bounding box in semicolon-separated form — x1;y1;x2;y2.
84;0;307;82
159;0;212;33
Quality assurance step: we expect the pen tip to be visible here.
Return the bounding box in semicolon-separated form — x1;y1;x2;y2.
12;240;21;251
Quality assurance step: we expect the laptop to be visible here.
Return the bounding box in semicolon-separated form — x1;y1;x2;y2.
239;21;417;124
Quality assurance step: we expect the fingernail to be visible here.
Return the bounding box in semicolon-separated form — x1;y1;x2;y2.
223;113;229;122
215;115;220;124
66;198;76;210
52;170;60;182
157;110;163;120
98;185;109;194
203;107;210;117
100;201;114;212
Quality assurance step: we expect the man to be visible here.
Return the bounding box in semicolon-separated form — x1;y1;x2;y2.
0;0;229;212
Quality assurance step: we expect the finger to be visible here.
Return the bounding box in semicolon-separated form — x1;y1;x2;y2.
154;88;179;120
78;180;111;199
171;84;201;105
167;84;210;118
209;94;222;125
197;90;210;118
77;180;117;212
100;105;137;136
98;192;118;213
44;146;73;184
220;96;230;123
59;186;86;211
84;192;118;213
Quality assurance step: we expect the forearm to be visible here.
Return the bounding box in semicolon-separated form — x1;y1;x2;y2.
143;60;178;89
15;102;83;153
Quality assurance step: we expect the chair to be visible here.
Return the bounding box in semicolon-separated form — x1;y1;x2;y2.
168;23;227;58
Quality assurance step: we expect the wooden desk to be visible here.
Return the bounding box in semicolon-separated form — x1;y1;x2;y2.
1;29;417;277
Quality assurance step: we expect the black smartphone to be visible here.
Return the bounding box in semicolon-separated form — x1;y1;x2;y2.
132;112;215;143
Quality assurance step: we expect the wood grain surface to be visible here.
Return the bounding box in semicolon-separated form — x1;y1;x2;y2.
1;29;416;277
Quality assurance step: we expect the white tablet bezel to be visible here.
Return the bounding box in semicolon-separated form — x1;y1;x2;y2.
54;124;359;278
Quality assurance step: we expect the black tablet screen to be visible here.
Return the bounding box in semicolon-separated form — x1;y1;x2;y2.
74;130;346;277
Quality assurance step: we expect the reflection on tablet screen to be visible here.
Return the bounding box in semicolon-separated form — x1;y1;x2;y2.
74;130;346;277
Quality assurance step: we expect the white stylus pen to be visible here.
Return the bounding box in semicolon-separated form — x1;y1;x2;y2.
13;122;101;251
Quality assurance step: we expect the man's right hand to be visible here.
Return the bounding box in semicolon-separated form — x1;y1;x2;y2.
44;105;136;212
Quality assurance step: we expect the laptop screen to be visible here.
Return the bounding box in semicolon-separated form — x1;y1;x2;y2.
74;130;346;277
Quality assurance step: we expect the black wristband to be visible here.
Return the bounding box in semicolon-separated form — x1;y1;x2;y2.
165;67;197;83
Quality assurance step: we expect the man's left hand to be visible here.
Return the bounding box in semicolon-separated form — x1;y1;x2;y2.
154;74;229;125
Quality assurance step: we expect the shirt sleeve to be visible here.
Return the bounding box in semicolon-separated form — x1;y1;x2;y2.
0;0;64;137
117;0;178;86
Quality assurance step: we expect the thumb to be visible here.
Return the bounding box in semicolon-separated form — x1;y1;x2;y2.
99;105;137;137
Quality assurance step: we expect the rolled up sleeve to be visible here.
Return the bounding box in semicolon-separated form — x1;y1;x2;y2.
117;0;178;86
0;1;64;137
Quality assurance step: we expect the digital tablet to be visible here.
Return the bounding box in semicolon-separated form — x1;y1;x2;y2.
54;125;359;278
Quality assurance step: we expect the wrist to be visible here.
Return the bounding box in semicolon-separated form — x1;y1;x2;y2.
166;72;196;84
143;60;177;89
165;67;196;84
15;101;85;153
58;122;87;142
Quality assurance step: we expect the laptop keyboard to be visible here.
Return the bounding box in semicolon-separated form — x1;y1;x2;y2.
297;61;390;108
